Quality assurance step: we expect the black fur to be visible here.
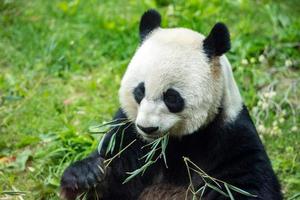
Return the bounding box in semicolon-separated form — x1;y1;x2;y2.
163;88;185;113
61;107;282;200
133;82;145;104
139;9;161;42
203;23;231;59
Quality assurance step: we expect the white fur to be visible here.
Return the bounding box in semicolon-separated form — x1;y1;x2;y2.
220;56;243;122
119;27;242;139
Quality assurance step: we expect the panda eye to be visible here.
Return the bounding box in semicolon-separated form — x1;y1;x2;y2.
133;82;145;104
163;88;184;113
164;92;177;104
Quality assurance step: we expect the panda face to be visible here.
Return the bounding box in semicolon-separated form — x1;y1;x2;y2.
119;28;222;140
119;10;239;141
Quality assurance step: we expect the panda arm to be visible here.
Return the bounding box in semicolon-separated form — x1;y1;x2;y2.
60;109;149;200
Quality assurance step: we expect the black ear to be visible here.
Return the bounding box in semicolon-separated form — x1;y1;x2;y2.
139;9;161;42
203;23;231;58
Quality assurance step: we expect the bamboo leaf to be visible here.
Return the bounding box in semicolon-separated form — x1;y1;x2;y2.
144;141;160;163
106;133;116;155
119;122;132;151
224;183;235;200
123;161;155;184
200;184;207;198
206;183;229;197
194;184;206;195
226;184;257;197
161;134;169;168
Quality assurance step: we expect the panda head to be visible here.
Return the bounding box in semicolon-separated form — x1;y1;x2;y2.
119;9;242;141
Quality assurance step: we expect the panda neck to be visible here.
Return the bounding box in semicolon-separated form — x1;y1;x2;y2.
219;55;243;123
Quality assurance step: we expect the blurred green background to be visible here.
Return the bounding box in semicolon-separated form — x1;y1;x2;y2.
0;0;299;199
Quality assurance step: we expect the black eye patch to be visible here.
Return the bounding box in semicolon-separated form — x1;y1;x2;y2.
163;88;184;113
133;82;145;104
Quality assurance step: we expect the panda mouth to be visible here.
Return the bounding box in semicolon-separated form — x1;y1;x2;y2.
142;134;160;140
135;125;169;141
138;130;159;138
138;131;168;141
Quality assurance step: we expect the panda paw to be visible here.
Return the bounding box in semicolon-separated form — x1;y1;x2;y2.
60;156;107;200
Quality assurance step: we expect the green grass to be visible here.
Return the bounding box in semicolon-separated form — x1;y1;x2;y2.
0;0;299;199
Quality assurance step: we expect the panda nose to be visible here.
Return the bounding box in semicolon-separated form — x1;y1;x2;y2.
137;125;159;134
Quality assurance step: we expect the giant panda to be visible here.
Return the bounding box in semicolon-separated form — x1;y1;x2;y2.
60;9;282;200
